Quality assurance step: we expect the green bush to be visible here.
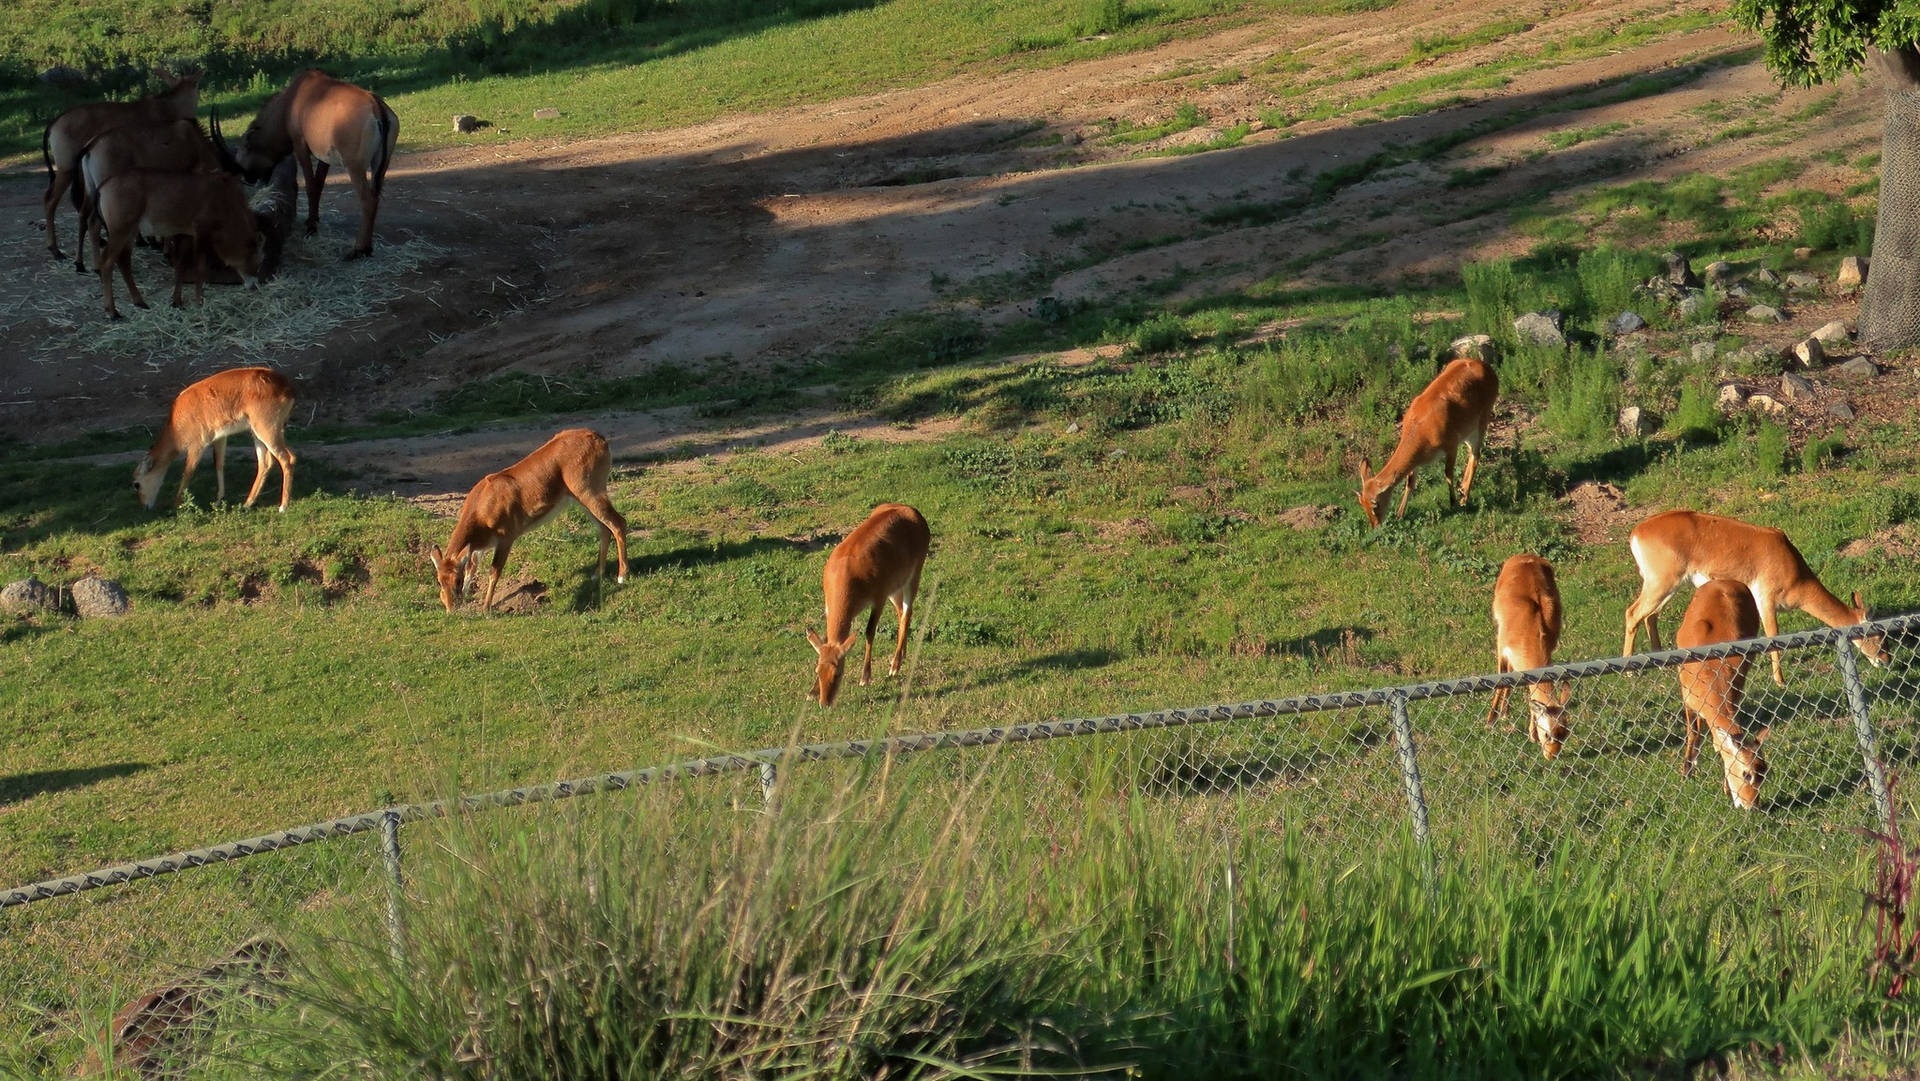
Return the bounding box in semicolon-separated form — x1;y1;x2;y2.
1755;418;1789;476
1669;378;1722;444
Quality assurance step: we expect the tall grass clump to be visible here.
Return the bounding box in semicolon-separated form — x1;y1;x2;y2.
1462;257;1546;348
1540;347;1620;443
1574;246;1655;333
188;758;1884;1079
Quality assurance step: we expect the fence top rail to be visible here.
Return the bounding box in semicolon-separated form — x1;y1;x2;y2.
4;611;1912;910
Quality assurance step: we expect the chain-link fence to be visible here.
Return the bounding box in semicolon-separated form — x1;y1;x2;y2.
7;613;1918;1066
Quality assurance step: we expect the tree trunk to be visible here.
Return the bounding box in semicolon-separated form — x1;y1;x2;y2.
1860;47;1920;350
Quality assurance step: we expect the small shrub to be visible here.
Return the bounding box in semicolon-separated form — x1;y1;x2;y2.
1754;420;1789;477
1541;348;1621;443
1669;379;1722;444
1802;434;1845;472
1130;313;1192;354
1082;0;1131;34
1795;200;1873;252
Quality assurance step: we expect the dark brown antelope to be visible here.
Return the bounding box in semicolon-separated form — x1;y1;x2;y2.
73;118;221;273
806;504;931;706
94;169;263;318
213;70;398;258
1674;579;1769;811
41;72;199;263
429;429;630;612
1486;553;1571;760
1356;357;1499;528
1622;509;1887;687
135;367;297;512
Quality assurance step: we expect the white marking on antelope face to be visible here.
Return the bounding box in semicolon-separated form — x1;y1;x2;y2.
1528;700;1569;760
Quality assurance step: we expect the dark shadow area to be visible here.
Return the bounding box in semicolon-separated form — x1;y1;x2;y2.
1269;625;1376;661
967;648;1124;690
625;534;826;578
1150;725;1384;797
1561;437;1677;488
0;761;148;806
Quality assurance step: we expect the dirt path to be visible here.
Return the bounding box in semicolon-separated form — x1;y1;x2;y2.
0;0;1880;475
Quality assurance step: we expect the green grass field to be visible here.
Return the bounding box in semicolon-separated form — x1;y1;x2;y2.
6;0;1920;1073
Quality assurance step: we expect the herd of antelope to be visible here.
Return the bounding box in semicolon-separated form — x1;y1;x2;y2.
68;73;1884;815
1382;355;1888;810
40;68;397;318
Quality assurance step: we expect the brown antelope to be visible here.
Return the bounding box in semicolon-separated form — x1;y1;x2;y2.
41;71;199;262
94;169;263;318
1674;579;1769;811
428;429;630;612
212;70;398;258
1356;357;1499;528
135;367;297;512
74;118;222;273
806;504;930;706
1486;553;1571;759
1623;509;1886;687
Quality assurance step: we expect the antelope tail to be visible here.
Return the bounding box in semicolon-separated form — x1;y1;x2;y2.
371;98;395;199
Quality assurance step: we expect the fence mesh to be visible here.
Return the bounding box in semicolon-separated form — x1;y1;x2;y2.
5;615;1918;1071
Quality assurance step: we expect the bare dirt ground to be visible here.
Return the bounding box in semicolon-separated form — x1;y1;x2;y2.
0;0;1891;497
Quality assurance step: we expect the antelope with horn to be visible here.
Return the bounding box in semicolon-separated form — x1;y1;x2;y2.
135;367;297;512
41;71;199;263
428;429;630;612
806;504;930;706
93;168;262;318
1486;553;1571;759
1356;357;1498;528
212;70;398;258
1674;579;1769;811
1622;509;1887;687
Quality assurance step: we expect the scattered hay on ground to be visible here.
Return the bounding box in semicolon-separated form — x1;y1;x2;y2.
7;233;447;368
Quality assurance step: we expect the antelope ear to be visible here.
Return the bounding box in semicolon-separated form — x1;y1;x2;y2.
805;628;825;654
1357;458;1372;484
1750;726;1771;746
427;545;443;566
1556;683;1572;707
1852;590;1868;618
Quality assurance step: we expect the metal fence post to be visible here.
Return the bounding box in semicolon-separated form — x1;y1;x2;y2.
380;809;406;964
1388;692;1433;855
1837;636;1896;830
759;760;778;805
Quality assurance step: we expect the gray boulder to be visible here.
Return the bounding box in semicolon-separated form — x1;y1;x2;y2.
1514;310;1566;347
1618;406;1659;436
1828;400;1857;421
1812;320;1852;344
1745;304;1787;323
1833;357;1882;379
1662;251;1701;288
0;578;56;615
1754;268;1782;286
71;577;129;619
1690;340;1717;363
1677;291;1713;320
1608;311;1648;336
1449;334;1497;363
1790;338;1825;369
1704;260;1736;285
1779;370;1815;400
1838;256;1869;288
1784;271;1821;291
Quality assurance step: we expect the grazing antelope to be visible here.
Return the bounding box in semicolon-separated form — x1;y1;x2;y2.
41;71;199;262
806;504;930;706
74;118;222;273
1674;579;1769;811
429;429;629;612
212;70;398;258
1356;357;1499;528
135;367;296;512
1623;509;1886;687
1486;554;1571;759
94;169;262;318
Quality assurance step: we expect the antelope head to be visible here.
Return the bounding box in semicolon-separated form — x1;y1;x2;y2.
806;628;852;706
132;452;167;509
1356;459;1388;529
1528;684;1572;761
1711;726;1769;811
1852;592;1892;669
428;546;468;613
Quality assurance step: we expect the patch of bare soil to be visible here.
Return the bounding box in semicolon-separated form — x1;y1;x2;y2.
1272;504;1339;531
1841;524;1920;561
1561;481;1633;546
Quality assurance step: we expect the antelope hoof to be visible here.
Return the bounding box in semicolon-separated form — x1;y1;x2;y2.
133;298;150;311
344;247;371;261
47;245;64;260
106;309;123;321
304;223;319;237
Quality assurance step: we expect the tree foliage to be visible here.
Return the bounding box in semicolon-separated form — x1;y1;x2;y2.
1731;1;1920;86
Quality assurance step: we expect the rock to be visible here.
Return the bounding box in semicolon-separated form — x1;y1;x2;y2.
1828;400;1857;421
1607;311;1648;336
1745;304;1787;323
1790;338;1825;369
38;65;89;90
1780;370;1815;399
1718;383;1749;410
1748;393;1787;416
1838;255;1869;288
1705;260;1736;285
1513;310;1566;347
1754;268;1782;286
1662;251;1701;288
1618;405;1659;436
1690;340;1717;363
0;578;56;615
532;107;562;120
1106;448;1128;462
1812;320;1852;344
1677;291;1712;320
1784;271;1821;291
1064;421;1081;435
1833;357;1882;379
1793;246;1814;260
452;114;482;133
70;577;129;619
1724;283;1752;299
1449;333;1497;362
